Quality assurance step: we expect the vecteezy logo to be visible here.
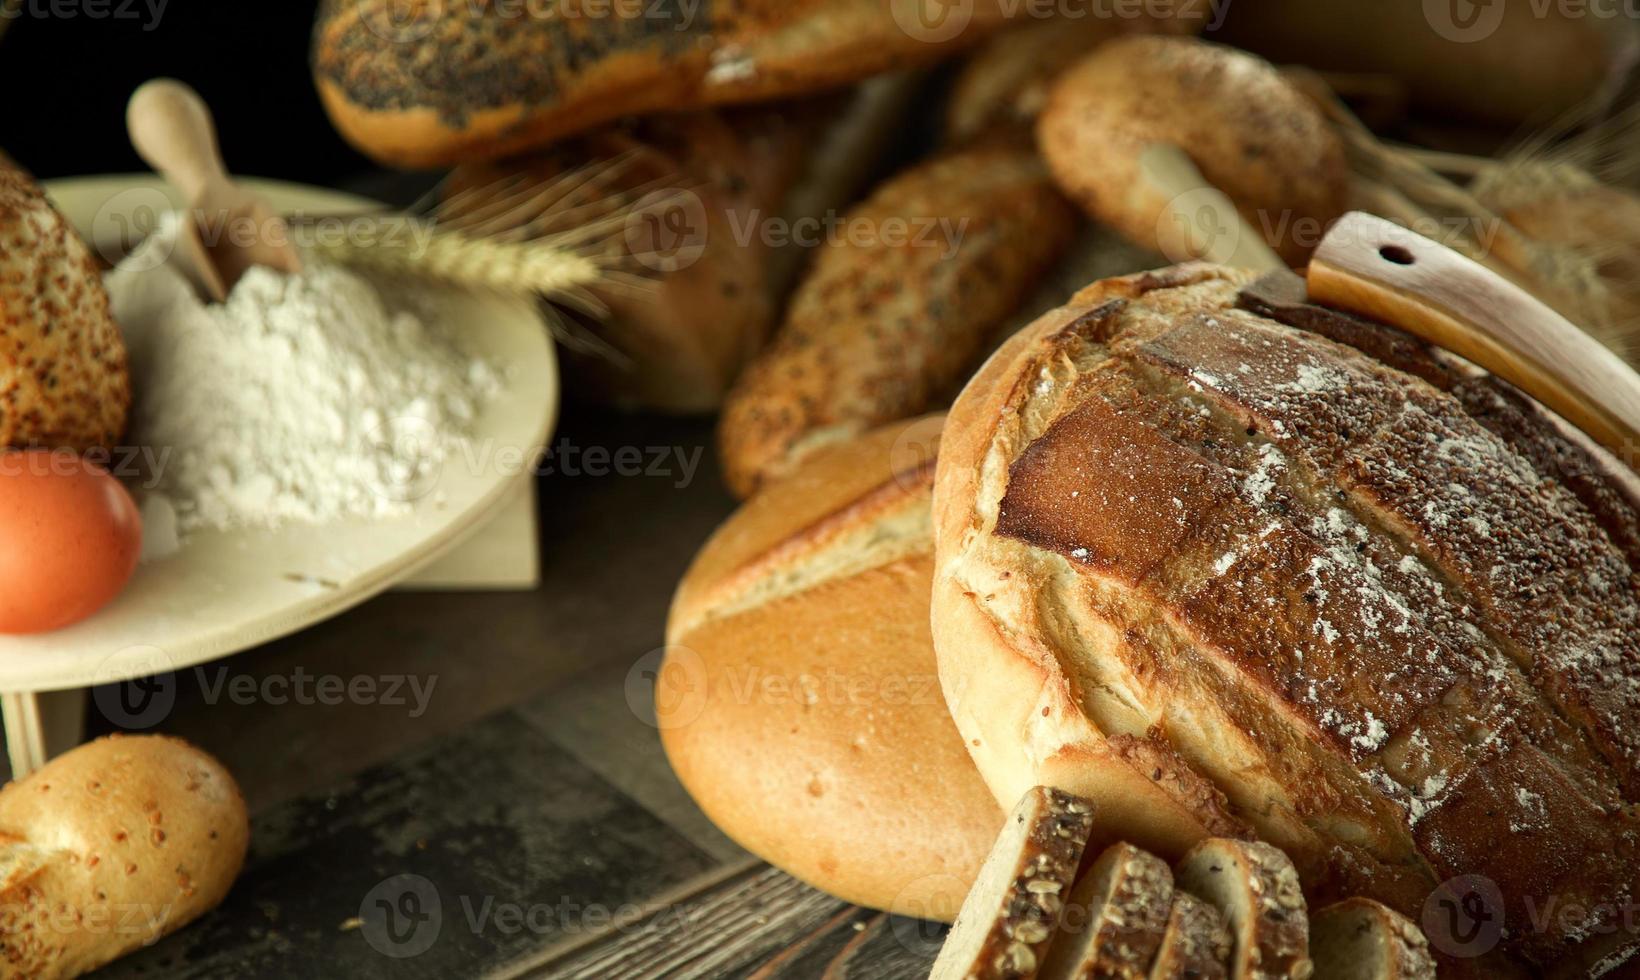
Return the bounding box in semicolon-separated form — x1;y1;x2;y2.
890;0;974;44
624;646;709;730
360;874;442;959
1422;874;1505;959
91;645;179;729
1156;187;1245;266
90;186;175;271
360;0;443;44
363;415;443;504
623;188;709;273
888;415;946;493
888;874;966;955
1424;0;1506;43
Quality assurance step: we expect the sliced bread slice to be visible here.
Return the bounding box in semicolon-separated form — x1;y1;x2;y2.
1173;839;1312;980
1149;892;1233;980
1309;898;1435;980
1040;842;1174;979
932;787;1099;980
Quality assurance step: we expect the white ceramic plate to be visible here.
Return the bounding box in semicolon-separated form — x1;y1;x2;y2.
0;176;557;693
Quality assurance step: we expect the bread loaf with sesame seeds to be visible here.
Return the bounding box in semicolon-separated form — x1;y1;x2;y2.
717;135;1076;499
0;156;129;453
312;0;1040;168
930;263;1640;976
931;786;1098;980
0;735;248;980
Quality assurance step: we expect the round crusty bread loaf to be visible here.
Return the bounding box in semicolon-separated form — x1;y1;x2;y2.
0;734;249;979
1036;36;1346;268
930;263;1640;974
0;157;130;452
663;417;1003;922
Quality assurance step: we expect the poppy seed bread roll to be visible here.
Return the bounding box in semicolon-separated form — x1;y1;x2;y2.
930;263;1640;975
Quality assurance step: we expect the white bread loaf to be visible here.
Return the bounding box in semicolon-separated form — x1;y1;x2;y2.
662;418;1003;922
931;786;1098;980
0;735;248;979
930;263;1640;976
1173;840;1311;980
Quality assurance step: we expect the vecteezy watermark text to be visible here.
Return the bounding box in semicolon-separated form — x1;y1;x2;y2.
1;0;167;31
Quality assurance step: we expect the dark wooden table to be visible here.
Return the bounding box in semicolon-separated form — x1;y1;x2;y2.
37;408;941;979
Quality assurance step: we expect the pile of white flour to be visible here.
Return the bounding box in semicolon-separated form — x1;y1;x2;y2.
106;221;501;547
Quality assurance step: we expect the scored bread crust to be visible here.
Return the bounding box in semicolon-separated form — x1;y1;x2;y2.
1174;839;1312;980
663;418;1003;922
1148;892;1231;980
930;263;1640;974
931;786;1098;980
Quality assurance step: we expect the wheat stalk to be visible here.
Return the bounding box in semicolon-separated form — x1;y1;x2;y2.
310;222;606;297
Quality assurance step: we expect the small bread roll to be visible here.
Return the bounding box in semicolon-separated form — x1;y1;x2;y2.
0;735;249;979
0;154;130;451
663;418;1003;922
1037;37;1347;267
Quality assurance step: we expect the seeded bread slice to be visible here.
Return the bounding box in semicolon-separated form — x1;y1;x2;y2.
1149;892;1233;980
1040;843;1173;979
1309;899;1435;980
932;787;1099;980
1173;840;1312;980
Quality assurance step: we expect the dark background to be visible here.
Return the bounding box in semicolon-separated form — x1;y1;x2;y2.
0;1;371;184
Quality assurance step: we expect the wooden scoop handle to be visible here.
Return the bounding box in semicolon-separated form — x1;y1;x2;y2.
127;79;229;204
1308;210;1640;462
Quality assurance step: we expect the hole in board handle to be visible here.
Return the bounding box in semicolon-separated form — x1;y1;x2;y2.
1379;245;1416;266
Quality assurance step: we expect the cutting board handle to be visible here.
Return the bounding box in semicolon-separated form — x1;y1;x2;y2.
1307;211;1640;464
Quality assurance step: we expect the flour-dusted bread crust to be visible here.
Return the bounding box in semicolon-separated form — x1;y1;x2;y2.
1149;892;1231;980
1308;898;1434;980
0;157;129;452
313;0;1030;167
1040;842;1173;980
718;136;1075;498
1036;37;1345;267
662;418;1003;921
932;786;1098;980
1174;840;1311;980
929;263;1640;975
0;735;249;979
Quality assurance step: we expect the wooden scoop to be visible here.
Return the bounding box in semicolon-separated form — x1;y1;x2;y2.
126;79;301;301
1308;210;1640;462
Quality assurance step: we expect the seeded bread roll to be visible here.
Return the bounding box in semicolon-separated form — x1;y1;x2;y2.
1308;898;1434;980
1040;842;1173;980
1173;840;1311;980
931;786;1098;980
0;735;249;979
0;154;129;452
314;0;1028;167
1149;892;1232;980
930;263;1640;976
1036;37;1346;267
718;135;1076;498
662;418;1003;921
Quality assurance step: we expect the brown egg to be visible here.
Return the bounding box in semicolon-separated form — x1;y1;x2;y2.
0;451;141;634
